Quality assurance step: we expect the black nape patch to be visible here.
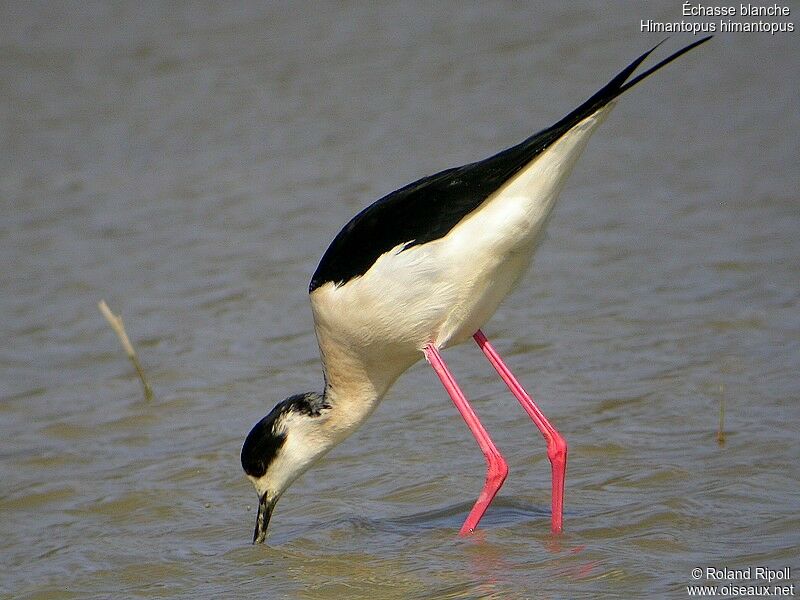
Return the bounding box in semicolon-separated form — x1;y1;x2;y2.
282;391;331;417
241;392;330;478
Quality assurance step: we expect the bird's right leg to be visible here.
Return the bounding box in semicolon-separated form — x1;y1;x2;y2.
424;344;509;535
472;329;567;534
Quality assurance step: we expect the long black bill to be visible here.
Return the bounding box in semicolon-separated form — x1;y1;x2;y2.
253;494;276;544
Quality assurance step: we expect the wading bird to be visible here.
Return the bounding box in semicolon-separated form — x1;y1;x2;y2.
241;37;711;544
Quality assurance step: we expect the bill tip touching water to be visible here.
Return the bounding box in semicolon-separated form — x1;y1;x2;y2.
241;36;712;544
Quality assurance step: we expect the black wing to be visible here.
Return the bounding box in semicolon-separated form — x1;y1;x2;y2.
309;37;711;293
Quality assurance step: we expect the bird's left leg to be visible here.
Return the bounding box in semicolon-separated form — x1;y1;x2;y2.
473;329;567;533
424;344;508;535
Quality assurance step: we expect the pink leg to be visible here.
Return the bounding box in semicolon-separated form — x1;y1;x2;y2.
424;344;509;535
473;329;567;534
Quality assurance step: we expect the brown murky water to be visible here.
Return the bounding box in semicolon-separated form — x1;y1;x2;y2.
2;3;798;599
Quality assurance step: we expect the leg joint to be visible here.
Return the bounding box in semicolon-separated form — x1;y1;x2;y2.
547;432;568;465
486;456;509;489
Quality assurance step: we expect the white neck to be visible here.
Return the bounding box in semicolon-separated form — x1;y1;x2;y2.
314;322;418;444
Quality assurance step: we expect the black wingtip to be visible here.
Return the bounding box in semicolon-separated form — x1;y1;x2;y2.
535;36;712;149
620;36;713;94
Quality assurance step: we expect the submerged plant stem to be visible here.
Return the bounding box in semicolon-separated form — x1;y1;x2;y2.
717;383;725;446
98;299;153;401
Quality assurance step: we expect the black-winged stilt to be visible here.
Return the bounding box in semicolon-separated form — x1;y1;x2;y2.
242;37;711;544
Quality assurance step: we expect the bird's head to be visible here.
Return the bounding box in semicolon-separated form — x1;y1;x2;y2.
241;391;332;543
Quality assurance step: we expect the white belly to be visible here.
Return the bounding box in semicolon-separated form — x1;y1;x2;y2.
310;105;613;389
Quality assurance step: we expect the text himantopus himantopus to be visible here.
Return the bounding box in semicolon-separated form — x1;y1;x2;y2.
242;37;711;544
